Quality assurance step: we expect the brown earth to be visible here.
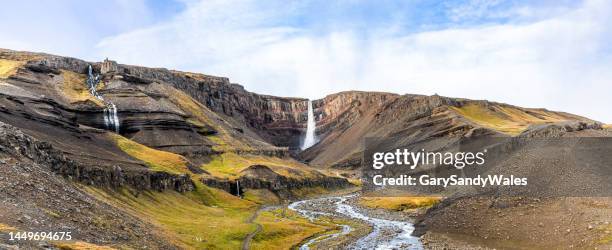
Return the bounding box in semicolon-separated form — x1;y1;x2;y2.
0;130;175;249
417;197;612;249
409;125;612;249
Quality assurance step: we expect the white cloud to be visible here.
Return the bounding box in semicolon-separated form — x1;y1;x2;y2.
95;0;612;123
0;0;154;60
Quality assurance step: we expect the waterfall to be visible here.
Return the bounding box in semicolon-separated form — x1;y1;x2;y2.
87;65;103;100
108;103;120;133
301;100;318;150
86;65;120;133
236;180;241;198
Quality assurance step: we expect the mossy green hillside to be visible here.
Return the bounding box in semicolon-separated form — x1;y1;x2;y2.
451;103;569;135
109;133;190;175
202;152;321;180
84;184;257;250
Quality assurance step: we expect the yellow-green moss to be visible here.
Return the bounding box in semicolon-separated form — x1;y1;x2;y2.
201;152;319;180
59;70;104;106
243;189;280;205
108;133;190;175
347;178;362;186
43;208;61;219
0;223;17;232
54;241;116;250
251;208;334;250
359;196;441;211
451;103;566;135
0;59;25;78
84;185;257;250
598;224;612;244
289;187;329;198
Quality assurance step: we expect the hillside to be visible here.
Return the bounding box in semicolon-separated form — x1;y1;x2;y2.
0;49;351;249
299;91;593;170
0;48;609;249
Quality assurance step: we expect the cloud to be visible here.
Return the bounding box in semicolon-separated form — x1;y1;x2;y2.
95;0;612;122
0;0;156;60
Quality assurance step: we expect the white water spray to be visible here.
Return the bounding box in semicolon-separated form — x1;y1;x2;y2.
301;100;318;150
107;103;120;133
87;65;120;133
236;181;241;198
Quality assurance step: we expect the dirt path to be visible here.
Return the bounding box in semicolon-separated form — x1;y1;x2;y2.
242;207;264;250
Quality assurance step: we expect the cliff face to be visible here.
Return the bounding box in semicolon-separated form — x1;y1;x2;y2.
0;49;354;198
313;91;399;138
201;164;351;199
112;64;310;148
0;121;194;192
0;49;311;149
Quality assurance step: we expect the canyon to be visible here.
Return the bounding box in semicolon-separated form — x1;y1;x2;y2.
0;48;611;249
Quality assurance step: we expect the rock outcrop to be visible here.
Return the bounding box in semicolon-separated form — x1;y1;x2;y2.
101;63;311;148
201;164;352;199
0;121;194;192
1;48;310;149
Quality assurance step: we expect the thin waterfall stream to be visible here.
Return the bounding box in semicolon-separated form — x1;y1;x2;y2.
301;100;318;150
87;65;120;133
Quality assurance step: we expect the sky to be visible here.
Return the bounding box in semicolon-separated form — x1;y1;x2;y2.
1;0;611;122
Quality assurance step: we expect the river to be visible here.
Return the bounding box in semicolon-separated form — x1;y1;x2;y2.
288;194;423;250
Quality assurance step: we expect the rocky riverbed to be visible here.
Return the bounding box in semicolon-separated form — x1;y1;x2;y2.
289;193;423;250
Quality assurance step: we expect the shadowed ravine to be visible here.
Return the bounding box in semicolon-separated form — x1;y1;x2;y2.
288;194;423;250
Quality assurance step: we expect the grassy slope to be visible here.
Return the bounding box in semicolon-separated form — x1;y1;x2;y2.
359;197;441;211
202;152;319;180
109;133;190;175
252;208;372;250
59;70;104;106
84;185;256;249
102;133;257;249
55;241;117;250
242;189;280;205
251;208;334;250
0;59;25;78
450;103;570;135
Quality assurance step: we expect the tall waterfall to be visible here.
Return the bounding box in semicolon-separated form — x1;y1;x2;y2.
301;100;318;150
87;65;120;133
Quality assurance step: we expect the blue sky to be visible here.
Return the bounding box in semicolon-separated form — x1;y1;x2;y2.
1;0;611;122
